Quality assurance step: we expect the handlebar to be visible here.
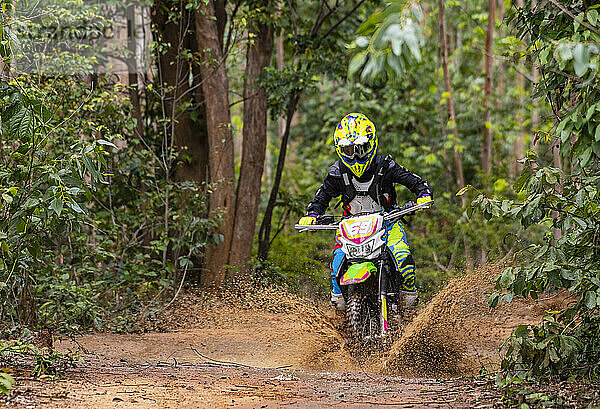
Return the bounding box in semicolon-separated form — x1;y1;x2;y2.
294;200;434;231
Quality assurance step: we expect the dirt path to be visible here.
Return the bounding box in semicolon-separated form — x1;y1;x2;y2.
11;354;499;408
4;270;561;408
8;322;499;409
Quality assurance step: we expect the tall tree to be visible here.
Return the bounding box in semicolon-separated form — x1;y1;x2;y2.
195;0;236;285
438;0;466;208
510;0;526;177
439;0;472;269
481;0;496;176
229;3;275;271
152;0;208;184
257;0;367;260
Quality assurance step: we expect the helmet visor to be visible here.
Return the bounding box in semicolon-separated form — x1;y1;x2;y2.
340;142;371;159
340;144;356;158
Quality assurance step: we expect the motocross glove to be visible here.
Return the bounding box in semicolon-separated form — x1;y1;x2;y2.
298;215;317;225
416;194;432;211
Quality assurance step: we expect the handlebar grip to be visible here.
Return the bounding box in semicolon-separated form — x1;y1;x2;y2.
317;215;335;224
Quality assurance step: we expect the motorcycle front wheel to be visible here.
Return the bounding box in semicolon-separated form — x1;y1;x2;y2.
346;284;380;346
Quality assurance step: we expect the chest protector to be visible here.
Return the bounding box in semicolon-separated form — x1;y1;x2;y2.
340;155;395;215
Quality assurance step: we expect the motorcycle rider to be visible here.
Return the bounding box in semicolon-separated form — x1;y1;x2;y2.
298;113;432;312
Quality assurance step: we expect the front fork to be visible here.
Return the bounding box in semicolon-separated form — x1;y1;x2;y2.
378;258;389;336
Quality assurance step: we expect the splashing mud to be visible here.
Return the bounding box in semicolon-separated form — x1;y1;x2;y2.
381;266;569;377
57;267;564;377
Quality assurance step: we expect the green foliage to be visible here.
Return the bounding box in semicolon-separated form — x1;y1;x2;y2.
470;0;600;381
500;317;584;380
38;75;219;332
0;77;106;328
269;230;330;294
0;372;15;396
348;1;424;83
261;0;377;120
0;339;78;378
0;69;220;333
36;274;100;334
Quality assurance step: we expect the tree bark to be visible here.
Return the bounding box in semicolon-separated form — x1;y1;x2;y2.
229;7;274;272
511;0;526;177
196;0;235;285
496;0;505;99
438;0;466;208
214;0;227;50
127;5;144;140
152;0;208;183
481;0;496;176
257;92;300;260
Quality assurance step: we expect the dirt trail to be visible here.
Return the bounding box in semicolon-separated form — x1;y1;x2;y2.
4;269;564;408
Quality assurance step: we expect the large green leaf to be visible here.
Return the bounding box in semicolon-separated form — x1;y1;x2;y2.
348;51;367;78
403;29;421;61
0;372;15;396
50;196;63;216
584;291;597;309
573;43;590;77
349;2;423;82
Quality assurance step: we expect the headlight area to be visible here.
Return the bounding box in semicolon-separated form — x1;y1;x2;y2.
347;241;374;258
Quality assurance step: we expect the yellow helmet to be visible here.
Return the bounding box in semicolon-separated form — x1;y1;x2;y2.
333;113;377;178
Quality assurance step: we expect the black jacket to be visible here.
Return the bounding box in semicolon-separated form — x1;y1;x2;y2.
306;154;432;215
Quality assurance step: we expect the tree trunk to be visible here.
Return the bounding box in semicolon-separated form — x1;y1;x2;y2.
439;0;471;269
481;0;495;176
496;0;505;100
257;92;300;260
438;0;466;208
510;0;526;177
152;1;208;183
196;0;235;285
551;138;563;241
265;28;286;188
127;5;144;140
229;8;274;272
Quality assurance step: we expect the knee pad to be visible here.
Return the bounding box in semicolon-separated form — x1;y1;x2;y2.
400;254;415;269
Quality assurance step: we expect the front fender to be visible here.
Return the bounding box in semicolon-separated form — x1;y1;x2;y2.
340;262;377;285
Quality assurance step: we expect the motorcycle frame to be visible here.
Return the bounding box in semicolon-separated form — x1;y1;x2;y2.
295;201;434;339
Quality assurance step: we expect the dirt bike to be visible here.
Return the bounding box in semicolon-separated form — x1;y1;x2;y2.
295;201;433;346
